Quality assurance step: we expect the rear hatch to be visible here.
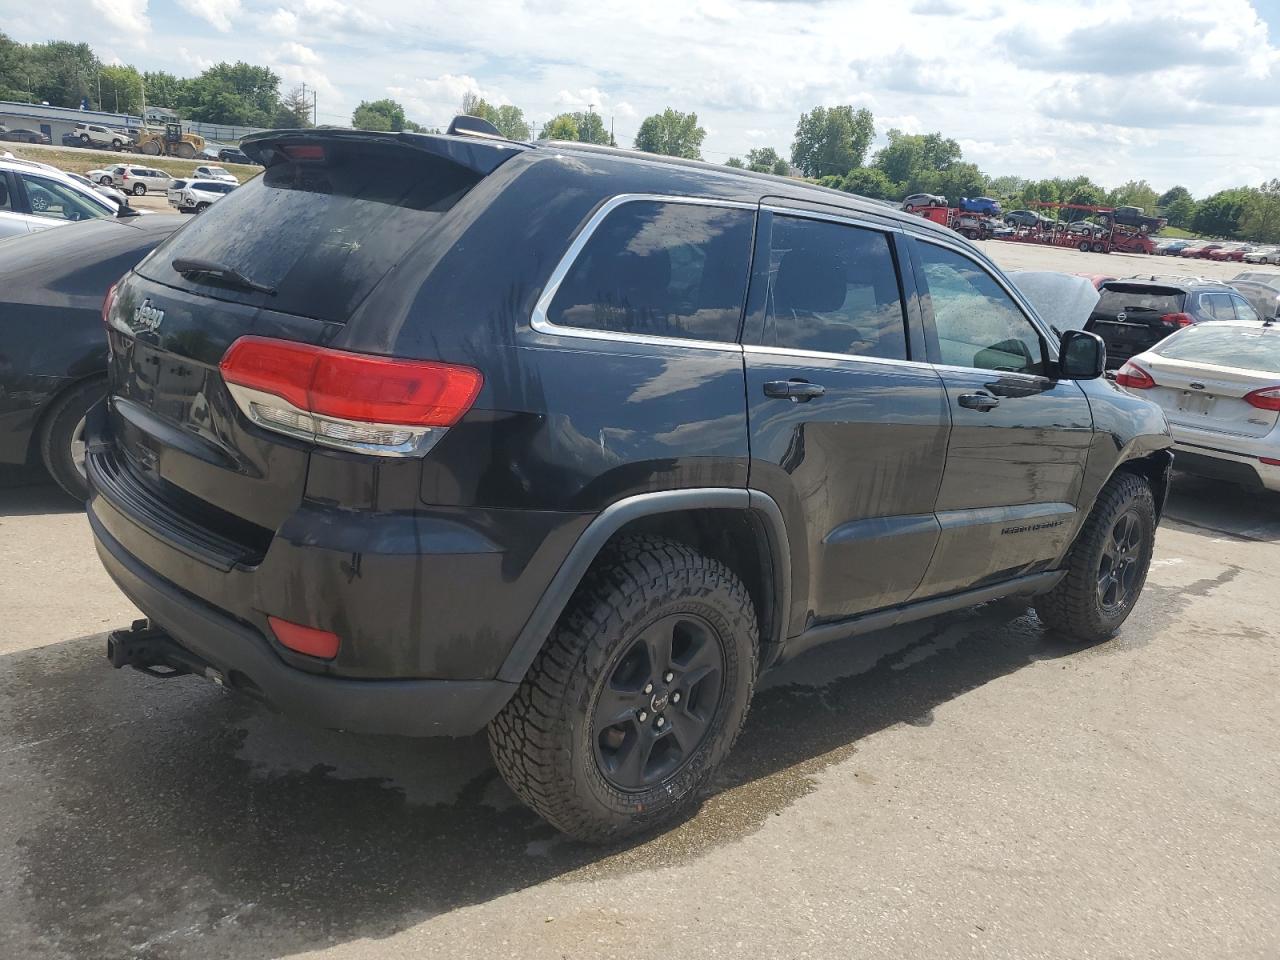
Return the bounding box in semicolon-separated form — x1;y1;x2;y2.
100;130;523;555
1138;325;1280;439
1089;283;1186;363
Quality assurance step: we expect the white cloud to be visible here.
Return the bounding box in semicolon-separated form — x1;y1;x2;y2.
264;8;299;34
177;0;240;32
272;42;321;65
88;0;149;36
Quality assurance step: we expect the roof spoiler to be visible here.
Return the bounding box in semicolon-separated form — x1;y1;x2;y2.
239;126;527;177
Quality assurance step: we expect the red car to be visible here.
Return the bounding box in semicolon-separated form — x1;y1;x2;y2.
1181;242;1224;258
1208;243;1253;262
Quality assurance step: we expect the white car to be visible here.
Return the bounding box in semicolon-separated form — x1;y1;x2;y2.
168;178;235;213
1116;319;1280;491
65;172;129;210
192;165;238;185
73;122;130;150
1243;246;1280;265
0;156;124;240
108;164;175;196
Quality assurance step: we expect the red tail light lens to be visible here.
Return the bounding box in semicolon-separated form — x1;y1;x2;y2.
1244;386;1280;411
268;616;340;660
1160;312;1194;327
282;144;325;160
219;336;482;456
102;281;118;328
1115;361;1156;389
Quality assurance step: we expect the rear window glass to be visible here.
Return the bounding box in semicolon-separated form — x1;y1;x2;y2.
1094;285;1184;317
138;143;481;323
546;200;753;343
1154;325;1280;373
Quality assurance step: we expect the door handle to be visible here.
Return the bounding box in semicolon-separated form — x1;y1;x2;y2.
958;392;1000;411
764;380;826;402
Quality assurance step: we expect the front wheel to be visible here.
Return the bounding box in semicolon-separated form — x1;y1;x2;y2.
98;175;112;185
489;536;758;842
195;202;210;213
1034;472;1155;644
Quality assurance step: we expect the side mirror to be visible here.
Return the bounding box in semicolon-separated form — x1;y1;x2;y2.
116;201;140;218
1059;329;1106;380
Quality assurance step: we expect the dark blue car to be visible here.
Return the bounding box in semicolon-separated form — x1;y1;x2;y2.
959;196;1001;215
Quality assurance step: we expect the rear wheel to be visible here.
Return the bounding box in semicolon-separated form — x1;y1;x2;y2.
38;378;105;501
1092;241;1106;253
1078;240;1091;252
132;183;146;196
1034;472;1155;643
195;202;210;213
488;536;758;842
79;133;90;144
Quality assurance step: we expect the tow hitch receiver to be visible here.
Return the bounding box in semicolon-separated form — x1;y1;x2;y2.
106;619;225;684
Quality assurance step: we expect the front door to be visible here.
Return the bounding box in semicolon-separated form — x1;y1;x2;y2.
744;210;950;626
908;236;1094;597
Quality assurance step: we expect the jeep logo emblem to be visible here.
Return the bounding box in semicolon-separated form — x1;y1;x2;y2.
133;299;165;333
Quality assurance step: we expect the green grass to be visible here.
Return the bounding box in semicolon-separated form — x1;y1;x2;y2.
1157;226;1198;239
5;144;259;183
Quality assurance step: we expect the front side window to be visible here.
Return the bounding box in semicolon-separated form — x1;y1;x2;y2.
917;241;1046;375
761;214;908;360
0;173;14;213
19;175;111;223
545;200;754;343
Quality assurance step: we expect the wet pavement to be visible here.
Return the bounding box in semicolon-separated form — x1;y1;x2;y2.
1;473;1278;959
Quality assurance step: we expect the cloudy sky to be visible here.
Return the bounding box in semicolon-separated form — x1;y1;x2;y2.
5;0;1279;195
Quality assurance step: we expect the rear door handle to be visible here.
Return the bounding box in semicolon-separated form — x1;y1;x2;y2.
764;380;826;402
958;392;1000;411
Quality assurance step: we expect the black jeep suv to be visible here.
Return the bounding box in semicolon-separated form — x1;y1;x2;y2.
87;124;1173;841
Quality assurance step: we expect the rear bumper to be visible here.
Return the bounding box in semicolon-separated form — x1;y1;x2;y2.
1171;438;1280;491
90;508;517;736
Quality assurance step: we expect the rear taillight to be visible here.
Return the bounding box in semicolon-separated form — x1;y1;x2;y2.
268;616;340;659
102;281;118;328
1115;361;1156;389
282;144;325;160
219;336;482;457
1160;312;1194;328
1243;387;1280;411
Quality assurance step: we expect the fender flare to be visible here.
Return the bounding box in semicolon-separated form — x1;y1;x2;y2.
496;487;792;683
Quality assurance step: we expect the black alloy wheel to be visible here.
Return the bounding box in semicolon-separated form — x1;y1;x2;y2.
1097;510;1143;613
592;613;725;791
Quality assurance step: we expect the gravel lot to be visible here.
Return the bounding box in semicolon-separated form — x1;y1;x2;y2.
1;241;1277;960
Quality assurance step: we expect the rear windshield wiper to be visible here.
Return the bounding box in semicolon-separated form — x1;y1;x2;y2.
171;257;277;296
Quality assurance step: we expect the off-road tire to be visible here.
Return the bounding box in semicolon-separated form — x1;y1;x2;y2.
488;536;758;842
39;378;105;500
1034;471;1155;643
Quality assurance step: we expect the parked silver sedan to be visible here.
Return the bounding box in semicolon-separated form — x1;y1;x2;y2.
1117;319;1280;491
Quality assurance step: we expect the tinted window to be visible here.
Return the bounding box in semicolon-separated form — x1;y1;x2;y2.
1231;296;1260;322
1094;284;1184;317
917;241;1045;375
761;214;908;360
139;143;481;323
546;200;753;343
0;173;14;213
1154;324;1280;373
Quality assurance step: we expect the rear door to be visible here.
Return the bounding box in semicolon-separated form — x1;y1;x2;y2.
743;208;949;623
908;235;1094;596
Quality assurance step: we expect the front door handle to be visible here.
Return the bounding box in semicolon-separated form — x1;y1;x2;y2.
764;380;826;402
958;392;1000;411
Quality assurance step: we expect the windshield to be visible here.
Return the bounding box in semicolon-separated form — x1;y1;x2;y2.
1154;324;1280;373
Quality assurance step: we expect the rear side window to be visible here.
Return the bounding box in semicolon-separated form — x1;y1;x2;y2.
761;214;908;360
138;143;481;323
1094;285;1185;317
545;200;753;343
1200;293;1236;321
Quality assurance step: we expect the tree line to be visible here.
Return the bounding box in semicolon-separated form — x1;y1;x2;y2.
0;33;315;128
4;32;1276;244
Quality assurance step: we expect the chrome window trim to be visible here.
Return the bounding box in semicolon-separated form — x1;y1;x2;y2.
908;231;1061;363
529;193;757;352
743;343;935;372
760;203;893;234
929;363;1054;384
